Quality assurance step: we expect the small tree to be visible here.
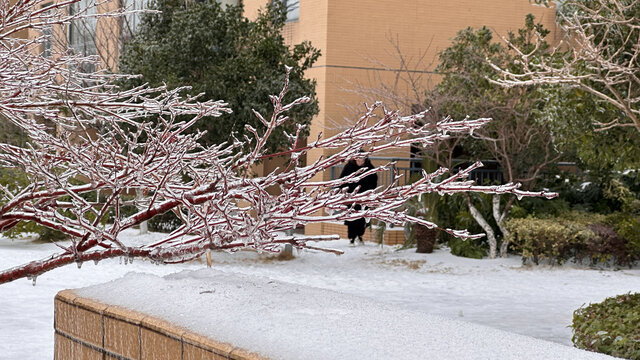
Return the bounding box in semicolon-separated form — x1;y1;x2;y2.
432;16;562;258
118;0;320;152
338;24;561;258
0;0;557;284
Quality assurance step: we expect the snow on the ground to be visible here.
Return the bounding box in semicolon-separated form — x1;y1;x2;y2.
1;229;639;359
206;239;640;347
76;270;614;360
0;230;202;360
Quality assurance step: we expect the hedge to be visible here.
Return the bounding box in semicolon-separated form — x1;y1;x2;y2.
572;293;640;359
505;212;639;266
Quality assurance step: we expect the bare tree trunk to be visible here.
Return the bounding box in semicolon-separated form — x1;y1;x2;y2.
492;194;511;258
467;195;497;259
136;188;148;235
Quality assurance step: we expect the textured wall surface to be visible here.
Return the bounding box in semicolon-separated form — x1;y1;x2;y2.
305;221;406;245
54;290;269;360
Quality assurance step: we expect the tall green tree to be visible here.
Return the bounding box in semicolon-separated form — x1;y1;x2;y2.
491;1;640;209
434;15;558;189
118;0;320;152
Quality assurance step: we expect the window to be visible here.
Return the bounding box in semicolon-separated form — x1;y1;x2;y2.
69;0;97;60
283;0;299;22
41;3;53;58
121;0;150;41
69;0;98;73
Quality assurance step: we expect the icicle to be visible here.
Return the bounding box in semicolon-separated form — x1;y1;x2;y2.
119;256;123;264
76;261;83;269
93;259;99;266
31;276;37;286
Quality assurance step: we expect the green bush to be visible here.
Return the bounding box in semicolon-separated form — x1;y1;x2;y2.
434;193;490;258
0;168;68;241
505;212;639;265
148;211;182;233
607;213;640;262
3;220;67;242
515;196;571;218
448;237;486;259
506;217;595;264
572;293;640;359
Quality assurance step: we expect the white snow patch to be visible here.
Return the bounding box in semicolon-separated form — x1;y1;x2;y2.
75;270;615;360
580;182;592;190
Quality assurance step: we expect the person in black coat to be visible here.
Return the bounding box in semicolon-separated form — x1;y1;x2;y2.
339;154;378;245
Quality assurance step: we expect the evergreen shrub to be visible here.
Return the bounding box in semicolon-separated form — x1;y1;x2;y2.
572;293;640;360
448;237;486;259
606;213;640;262
1;168;68;241
505;212;639;265
148;211;182;233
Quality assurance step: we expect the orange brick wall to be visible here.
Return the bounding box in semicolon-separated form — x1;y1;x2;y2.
54;290;269;360
242;0;560;154
305;221;406;246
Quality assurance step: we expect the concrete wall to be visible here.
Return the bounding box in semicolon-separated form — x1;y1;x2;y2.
54;290;269;360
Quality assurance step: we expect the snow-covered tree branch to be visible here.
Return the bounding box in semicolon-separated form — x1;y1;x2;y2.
0;0;557;284
490;0;640;132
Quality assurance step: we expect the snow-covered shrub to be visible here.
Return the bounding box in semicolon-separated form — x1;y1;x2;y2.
148;211;183;233
506;212;640;266
572;292;640;360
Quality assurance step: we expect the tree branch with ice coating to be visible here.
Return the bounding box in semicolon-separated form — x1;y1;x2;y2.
0;0;556;284
489;0;640;132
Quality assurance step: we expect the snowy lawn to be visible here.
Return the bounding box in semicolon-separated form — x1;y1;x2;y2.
1;229;639;359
